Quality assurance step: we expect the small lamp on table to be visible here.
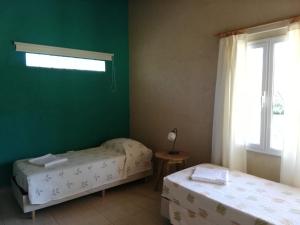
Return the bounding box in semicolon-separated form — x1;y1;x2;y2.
168;128;179;154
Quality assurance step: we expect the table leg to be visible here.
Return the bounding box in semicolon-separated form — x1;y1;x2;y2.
154;160;164;191
175;162;181;171
165;162;171;175
182;159;187;169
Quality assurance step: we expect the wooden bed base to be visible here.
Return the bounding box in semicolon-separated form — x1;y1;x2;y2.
12;170;153;220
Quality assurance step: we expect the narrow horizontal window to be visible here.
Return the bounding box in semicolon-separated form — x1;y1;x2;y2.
25;53;106;72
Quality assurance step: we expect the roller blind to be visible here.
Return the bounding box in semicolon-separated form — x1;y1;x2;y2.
14;42;113;61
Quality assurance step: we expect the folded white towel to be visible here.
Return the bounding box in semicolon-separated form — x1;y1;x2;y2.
29;154;68;167
191;166;228;185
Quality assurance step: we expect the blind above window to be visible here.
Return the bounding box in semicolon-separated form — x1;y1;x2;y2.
14;42;113;61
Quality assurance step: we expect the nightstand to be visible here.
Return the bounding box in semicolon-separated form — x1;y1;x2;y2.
154;151;190;190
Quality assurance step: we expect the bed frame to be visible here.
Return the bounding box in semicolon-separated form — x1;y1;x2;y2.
160;196;170;219
12;169;152;220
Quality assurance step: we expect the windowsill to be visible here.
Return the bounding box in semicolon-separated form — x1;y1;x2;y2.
246;148;282;157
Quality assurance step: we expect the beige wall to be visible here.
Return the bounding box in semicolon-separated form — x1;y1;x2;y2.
247;151;281;182
128;0;300;180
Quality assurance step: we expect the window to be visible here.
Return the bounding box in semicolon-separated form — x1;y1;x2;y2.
246;36;288;155
15;42;113;72
26;53;106;72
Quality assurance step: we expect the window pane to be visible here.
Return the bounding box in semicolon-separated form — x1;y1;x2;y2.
270;41;287;151
246;46;264;145
26;53;106;72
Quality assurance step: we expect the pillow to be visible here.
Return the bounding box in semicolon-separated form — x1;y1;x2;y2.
101;138;153;175
101;138;128;153
101;138;151;154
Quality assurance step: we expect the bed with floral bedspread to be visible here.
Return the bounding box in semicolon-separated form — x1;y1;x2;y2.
13;138;152;205
162;164;300;225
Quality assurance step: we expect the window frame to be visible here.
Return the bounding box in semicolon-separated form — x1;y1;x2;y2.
15;42;114;73
246;35;287;157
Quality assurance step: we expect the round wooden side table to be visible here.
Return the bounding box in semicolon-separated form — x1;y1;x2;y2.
154;151;190;191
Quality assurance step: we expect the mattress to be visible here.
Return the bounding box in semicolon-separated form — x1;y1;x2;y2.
162;164;300;225
13;138;152;205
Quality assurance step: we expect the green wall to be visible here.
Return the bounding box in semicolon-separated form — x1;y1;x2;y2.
0;0;129;186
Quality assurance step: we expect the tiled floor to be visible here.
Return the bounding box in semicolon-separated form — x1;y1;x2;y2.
0;180;170;225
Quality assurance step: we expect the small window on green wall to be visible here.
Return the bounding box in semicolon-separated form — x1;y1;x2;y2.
26;53;106;72
15;42;114;72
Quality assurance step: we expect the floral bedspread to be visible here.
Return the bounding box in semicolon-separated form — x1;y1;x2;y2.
13;139;152;204
162;164;300;225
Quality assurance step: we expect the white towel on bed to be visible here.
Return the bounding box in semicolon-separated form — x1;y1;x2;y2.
191;166;228;185
29;154;68;167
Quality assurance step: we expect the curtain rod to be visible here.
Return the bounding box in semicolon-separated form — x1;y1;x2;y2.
216;15;300;38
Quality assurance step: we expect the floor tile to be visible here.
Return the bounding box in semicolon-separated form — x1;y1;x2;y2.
0;179;166;225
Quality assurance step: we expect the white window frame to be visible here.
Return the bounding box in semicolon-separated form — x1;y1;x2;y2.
246;35;287;157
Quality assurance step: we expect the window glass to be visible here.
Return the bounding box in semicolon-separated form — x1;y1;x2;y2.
26;53;106;72
270;41;288;151
246;46;264;145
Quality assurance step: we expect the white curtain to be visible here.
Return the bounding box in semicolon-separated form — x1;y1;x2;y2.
212;34;248;172
280;22;300;187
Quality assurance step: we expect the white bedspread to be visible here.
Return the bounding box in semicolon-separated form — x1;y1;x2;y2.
13;138;152;204
162;164;300;225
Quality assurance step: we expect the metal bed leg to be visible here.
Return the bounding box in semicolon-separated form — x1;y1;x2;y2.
32;210;36;221
102;189;105;197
